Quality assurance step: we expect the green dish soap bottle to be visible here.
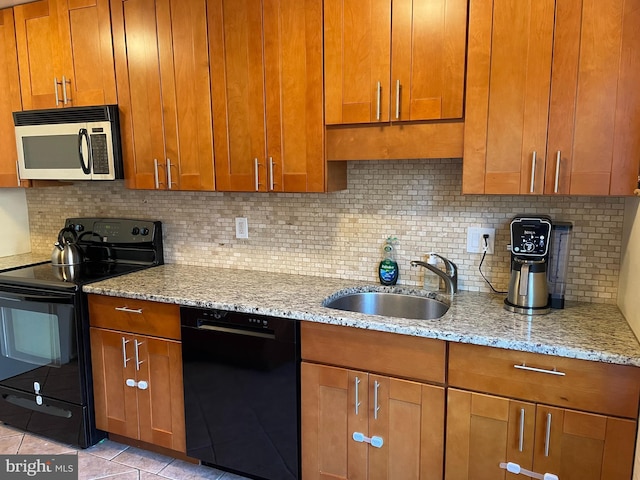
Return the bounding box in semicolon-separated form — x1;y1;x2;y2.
378;237;399;285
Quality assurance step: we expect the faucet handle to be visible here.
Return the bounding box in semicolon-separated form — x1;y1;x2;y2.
429;253;457;275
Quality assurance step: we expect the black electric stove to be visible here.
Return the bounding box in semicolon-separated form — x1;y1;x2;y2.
0;218;163;447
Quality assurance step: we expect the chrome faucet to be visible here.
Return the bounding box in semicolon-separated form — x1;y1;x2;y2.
411;254;458;295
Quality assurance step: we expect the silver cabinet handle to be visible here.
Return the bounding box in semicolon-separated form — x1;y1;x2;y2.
54;77;60;106
16;161;21;186
354;376;361;415
395;79;400;120
122;337;131;368
514;364;565;376
254;158;261;191
518;408;525;452
115;306;143;314
544;413;552;456
530;151;537;193
554;151;561;193
373;380;380;420
154;159;160;189
62;75;68;105
269;157;275;191
167;158;177;189
134;339;144;370
376;81;381;120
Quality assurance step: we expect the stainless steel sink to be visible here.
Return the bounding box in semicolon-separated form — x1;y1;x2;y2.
324;291;449;320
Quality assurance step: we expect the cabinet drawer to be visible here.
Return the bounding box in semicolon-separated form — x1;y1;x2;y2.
88;294;181;340
448;343;640;418
301;322;446;384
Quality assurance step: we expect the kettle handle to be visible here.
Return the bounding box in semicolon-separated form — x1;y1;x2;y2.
58;226;78;245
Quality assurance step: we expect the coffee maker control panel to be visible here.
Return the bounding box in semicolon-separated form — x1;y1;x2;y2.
510;217;552;258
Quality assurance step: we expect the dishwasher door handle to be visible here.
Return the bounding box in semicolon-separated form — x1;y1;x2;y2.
192;324;276;340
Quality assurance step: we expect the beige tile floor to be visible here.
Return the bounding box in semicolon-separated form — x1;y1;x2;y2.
0;424;251;480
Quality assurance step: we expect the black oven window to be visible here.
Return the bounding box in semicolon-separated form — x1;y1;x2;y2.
0;304;76;369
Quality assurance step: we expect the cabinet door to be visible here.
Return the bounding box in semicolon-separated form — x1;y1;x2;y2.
463;0;555;194
546;0;640;195
324;0;391;124
14;0;62;110
301;362;368;480
57;0;117;107
368;375;444;480
90;328;139;440
111;0;166;189
532;406;636;480
156;0;215;191
445;388;536;480
391;0;467;122
0;8;24;188
263;0;325;192
209;0;267;191
136;335;186;452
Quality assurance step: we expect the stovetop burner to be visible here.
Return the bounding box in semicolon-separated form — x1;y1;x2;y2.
0;261;149;290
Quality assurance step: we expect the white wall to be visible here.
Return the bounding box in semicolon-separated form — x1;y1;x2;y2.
619;196;640;479
0;188;31;257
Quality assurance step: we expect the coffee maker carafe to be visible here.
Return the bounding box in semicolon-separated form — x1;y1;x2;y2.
504;216;552;315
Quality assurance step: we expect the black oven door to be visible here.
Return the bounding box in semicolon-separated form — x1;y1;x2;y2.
0;288;80;404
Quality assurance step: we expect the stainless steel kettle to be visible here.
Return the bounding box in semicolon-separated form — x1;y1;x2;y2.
51;227;83;266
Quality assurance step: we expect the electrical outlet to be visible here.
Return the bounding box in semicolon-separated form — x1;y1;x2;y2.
466;227;495;254
235;217;248;239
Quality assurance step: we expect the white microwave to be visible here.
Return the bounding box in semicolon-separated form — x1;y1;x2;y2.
14;105;123;181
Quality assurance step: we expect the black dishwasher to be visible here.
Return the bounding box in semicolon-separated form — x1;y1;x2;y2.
180;307;299;480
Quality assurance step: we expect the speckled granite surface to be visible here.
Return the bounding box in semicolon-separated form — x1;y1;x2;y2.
0;252;49;271
83;264;640;367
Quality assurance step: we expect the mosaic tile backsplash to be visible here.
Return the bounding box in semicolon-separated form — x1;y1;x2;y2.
25;158;624;303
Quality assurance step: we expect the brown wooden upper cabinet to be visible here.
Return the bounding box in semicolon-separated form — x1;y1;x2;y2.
13;0;116;110
324;0;467;125
0;8;26;188
209;0;344;192
463;0;640;195
111;0;215;191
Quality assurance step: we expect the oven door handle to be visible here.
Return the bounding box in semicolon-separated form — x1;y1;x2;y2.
3;394;73;418
0;293;74;304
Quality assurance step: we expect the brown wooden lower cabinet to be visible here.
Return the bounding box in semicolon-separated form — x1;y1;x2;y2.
445;388;637;480
301;361;444;480
90;327;186;452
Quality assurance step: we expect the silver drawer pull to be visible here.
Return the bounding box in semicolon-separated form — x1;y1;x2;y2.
514;364;565;376
115;306;143;314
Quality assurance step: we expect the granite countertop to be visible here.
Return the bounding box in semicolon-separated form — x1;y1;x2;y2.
0;252;49;271
83;264;640;367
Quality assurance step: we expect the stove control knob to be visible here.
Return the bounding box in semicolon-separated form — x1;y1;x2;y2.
141;227;150;236
131;227;140;236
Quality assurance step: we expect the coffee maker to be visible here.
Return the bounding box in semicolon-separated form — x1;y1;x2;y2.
504;216;552;315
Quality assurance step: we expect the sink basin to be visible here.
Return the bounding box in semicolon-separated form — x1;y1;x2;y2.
324;291;449;320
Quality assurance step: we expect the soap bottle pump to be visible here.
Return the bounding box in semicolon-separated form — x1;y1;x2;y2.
378;237;399;286
423;253;441;291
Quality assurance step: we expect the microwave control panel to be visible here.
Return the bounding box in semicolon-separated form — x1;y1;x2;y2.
90;131;109;174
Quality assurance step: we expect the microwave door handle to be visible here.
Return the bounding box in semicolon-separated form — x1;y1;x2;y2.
78;128;91;175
